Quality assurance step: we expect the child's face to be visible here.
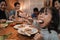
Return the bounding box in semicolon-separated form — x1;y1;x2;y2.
38;9;52;28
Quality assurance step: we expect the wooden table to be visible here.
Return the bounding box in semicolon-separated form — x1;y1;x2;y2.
0;23;34;40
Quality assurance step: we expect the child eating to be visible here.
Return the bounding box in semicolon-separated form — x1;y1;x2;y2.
33;7;59;40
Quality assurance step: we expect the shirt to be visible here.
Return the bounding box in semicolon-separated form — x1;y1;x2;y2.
9;10;21;18
0;9;7;19
33;21;59;40
9;10;15;16
31;13;37;18
40;29;59;40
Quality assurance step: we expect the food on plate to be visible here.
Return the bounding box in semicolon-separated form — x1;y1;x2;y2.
24;28;32;34
14;24;25;29
18;27;38;36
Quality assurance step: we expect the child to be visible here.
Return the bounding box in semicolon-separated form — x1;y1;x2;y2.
33;7;59;40
31;8;39;19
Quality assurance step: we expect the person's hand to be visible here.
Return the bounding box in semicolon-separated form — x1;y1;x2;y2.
33;33;43;40
23;18;32;25
16;10;23;13
0;19;6;23
9;15;15;20
16;18;24;22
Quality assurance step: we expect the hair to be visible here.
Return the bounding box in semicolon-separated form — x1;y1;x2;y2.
0;0;7;5
14;2;20;7
33;8;38;12
40;7;59;33
55;0;60;3
0;0;6;3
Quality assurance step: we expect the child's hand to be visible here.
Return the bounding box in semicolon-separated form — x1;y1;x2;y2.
33;33;43;40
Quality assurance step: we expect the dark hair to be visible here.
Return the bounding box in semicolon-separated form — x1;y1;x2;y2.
14;2;20;7
0;0;6;3
55;0;60;3
40;7;59;33
33;8;38;12
40;7;46;13
0;0;7;6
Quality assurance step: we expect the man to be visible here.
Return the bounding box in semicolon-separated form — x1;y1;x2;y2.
54;0;60;38
9;2;23;20
54;0;60;33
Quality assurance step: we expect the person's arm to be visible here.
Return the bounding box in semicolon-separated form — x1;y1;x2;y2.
14;11;18;19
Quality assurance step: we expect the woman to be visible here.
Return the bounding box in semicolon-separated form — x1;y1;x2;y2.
0;0;9;23
33;7;59;40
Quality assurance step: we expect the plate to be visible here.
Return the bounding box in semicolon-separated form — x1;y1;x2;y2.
6;20;13;23
18;27;38;36
14;25;21;29
14;24;30;29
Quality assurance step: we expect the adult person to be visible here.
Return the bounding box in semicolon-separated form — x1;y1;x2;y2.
54;0;60;33
0;0;9;22
9;2;23;20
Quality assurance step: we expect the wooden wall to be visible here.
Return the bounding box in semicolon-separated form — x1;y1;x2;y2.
6;0;17;11
6;0;53;14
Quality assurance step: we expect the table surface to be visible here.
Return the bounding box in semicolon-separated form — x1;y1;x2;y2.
0;23;34;40
0;22;60;40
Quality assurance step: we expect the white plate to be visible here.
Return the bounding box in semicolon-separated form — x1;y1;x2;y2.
6;20;13;23
14;25;21;29
18;27;38;36
14;24;31;30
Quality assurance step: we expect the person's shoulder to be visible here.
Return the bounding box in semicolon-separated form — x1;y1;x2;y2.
51;30;58;34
